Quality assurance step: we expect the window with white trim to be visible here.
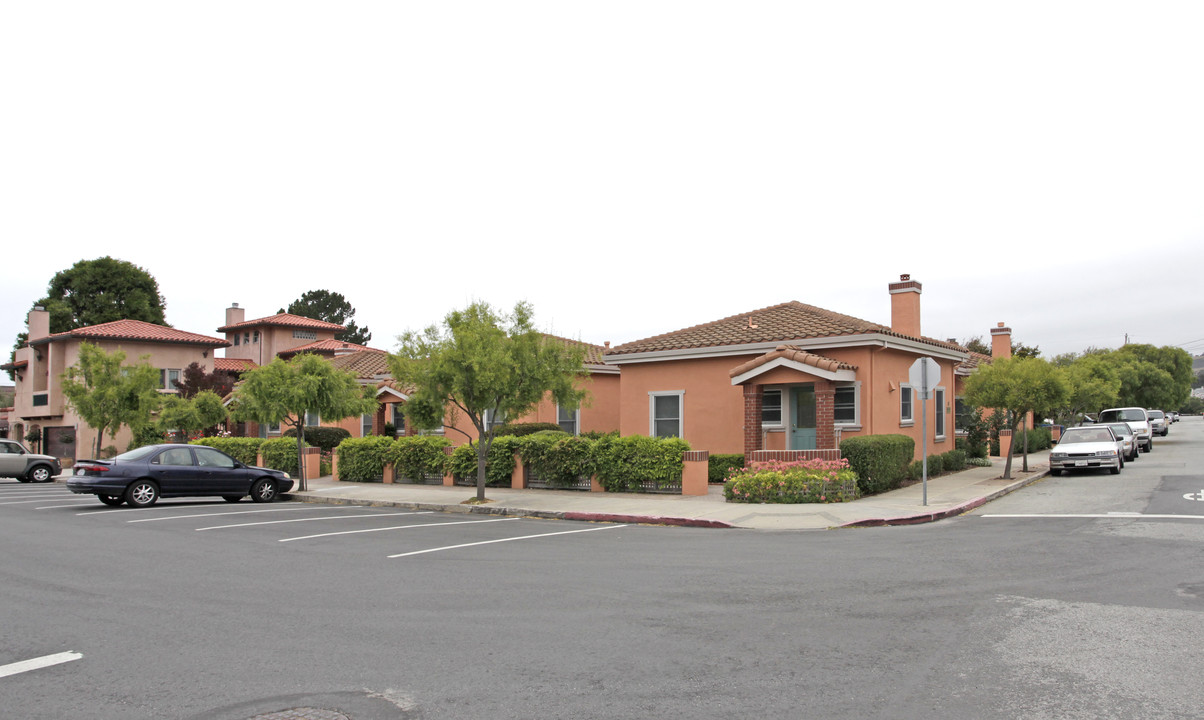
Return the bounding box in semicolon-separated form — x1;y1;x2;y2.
834;383;860;426
650;392;683;439
900;385;914;425
361;413;374;437
392;405;406;436
484;409;507;431
761;389;782;426
159;368;181;391
557;405;579;435
934;387;946;439
304;410;320;426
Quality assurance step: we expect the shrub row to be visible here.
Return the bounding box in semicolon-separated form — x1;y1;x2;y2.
839;434;914;496
907;449;967;482
724;458;858;504
708;454;745;484
283;426;351;453
191;436;307;474
336;436;453;482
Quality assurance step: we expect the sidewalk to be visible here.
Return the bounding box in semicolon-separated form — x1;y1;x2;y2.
284;451;1052;530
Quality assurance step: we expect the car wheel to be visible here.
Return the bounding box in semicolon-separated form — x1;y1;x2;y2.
1119;456;1125;470
1145;441;1153;452
98;494;124;507
1129;448;1138;461
16;476;31;483
125;480;160;508
222;495;243;503
27;465;52;482
250;478;278;503
1110;465;1120;475
1051;469;1062;476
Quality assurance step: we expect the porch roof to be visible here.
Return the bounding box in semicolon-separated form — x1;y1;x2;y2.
730;345;858;385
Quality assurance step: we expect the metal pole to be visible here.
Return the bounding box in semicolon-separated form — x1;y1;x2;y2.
922;362;928;506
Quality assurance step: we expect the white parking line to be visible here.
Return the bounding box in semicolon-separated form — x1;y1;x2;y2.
280;517;520;542
983;513;1204;520
388;523;628;558
0;652;83;679
126;506;361;523
196;511;432;531
35;501;102;510
1;497;85;506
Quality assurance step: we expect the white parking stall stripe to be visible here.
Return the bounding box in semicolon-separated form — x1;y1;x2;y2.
126;506;363;523
388;523;628;558
280;517;520;542
196;511;432;531
35;501;104;509
2;497;88;506
983;513;1204;520
0;652;83;679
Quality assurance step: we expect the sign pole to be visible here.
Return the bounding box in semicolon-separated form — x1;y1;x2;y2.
921;362;928;506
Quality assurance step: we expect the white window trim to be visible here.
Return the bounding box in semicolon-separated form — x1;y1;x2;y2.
557;404;581;435
834;381;862;430
899;384;915;427
933;386;947;441
649;391;685;439
761;388;784;428
304;411;321;427
361;413;374;438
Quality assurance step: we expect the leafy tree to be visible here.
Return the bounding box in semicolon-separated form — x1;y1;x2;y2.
60;343;163;458
1193;369;1204;389
959;336;1040;358
172;361;234;399
389;301;589;502
231;353;377;490
1055;354;1121;426
963;357;1068;479
9;257;169;379
282;289;371;345
158;390;229;441
1111;344;1193;409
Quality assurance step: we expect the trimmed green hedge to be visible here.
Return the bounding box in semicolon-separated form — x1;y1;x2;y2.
708;454;745;484
450;436;522;487
259;437;306;475
840;434;914;496
518;432;595;488
592;434;690;493
191;437;264;465
389;436;451;481
494;422;564;437
284;426;351;453
336;436;395;482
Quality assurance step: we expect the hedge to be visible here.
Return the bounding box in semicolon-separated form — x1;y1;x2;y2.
191;437;264;465
592;434;690;493
493;422;564;437
840;434;914;496
284;426;351;453
908;454;944;482
389;436;451;482
259;437;307;475
450;436;522;487
708;454;745;484
517;432;595;488
724;458;858;504
336;436;395;482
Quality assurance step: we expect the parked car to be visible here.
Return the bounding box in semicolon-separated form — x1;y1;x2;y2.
1049;426;1122;476
1105;422;1139;462
1097;407;1153;452
1146;409;1169;436
67;444;293;508
0;439;62;482
1169;411;1180;423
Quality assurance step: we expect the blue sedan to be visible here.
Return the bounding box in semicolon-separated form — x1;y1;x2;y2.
67;444;293;508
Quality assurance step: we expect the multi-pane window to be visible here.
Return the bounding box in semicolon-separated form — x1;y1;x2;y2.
934;388;946;438
361;413;374;437
650;392;683;438
484;409;507;431
834;385;857;424
900;385;914;424
761;389;782;425
293;330;317;340
557;405;579;435
392;405;406;436
159;369;181;390
304;411;320;426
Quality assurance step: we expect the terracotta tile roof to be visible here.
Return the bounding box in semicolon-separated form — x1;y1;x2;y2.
33;319;230;348
541;334;609;365
605;301;966;357
279;339;379;356
214;358;258;373
956;351;993;375
729;345;859;379
330;349;391;378
0;359;29;371
218;313;344;333
376;378;415;396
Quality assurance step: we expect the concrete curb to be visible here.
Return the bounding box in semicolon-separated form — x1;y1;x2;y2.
841;468;1049;528
562;512;734;529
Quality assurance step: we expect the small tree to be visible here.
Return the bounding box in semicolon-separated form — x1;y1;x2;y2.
964;357;1068;479
231;354;377;490
158;390;229;441
60;342;163;458
389;301;589;502
173;361;234;399
1056;354;1120;426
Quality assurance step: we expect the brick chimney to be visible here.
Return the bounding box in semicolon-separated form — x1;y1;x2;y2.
888;274;922;337
990;322;1012;359
225;303;245;329
27;306;50;341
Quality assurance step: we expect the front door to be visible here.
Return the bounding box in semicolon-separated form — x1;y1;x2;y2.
790;384;816;450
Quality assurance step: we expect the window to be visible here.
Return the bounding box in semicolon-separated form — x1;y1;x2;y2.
252;330;260;343
159;369;181;390
361;413;374;437
834;384;859;425
233;334;241;346
244;332;250;345
155;447;194;466
267;421;281;436
650;392;683;438
557;405;579;435
304;411;320;427
484;409;507;431
293;330;317;340
761;389;782;426
900;385;914;425
392;405;406;436
195;447;235;468
934;388;946;438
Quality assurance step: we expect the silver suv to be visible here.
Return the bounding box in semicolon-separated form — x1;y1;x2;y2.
0;439;62;482
1146;409;1169;436
1097;407;1152;453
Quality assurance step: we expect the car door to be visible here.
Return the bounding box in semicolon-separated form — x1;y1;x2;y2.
0;441;23;477
147;446;205;495
192;447;248;495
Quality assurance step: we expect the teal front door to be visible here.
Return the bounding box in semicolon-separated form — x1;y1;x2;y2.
790;384;817;450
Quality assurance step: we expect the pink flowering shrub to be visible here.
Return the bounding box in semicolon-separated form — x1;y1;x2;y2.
723;458;859;504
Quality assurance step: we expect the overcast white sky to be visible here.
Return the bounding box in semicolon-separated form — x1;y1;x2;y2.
4;2;1203;363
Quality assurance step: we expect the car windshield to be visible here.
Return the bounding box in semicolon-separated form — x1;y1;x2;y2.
1100;409;1145;422
1061;428;1113;444
1108;424;1132;437
1148;410;1164;419
113;446;161;462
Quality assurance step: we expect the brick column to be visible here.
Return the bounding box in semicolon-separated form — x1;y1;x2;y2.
743;384;763;460
682;451;710;496
814;379;836;450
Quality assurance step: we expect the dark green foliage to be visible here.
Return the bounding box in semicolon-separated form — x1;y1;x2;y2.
708;454;746;483
941;449;967;472
335;436;394;482
840;434;914;496
388;436;451;481
592;434;690;492
494;422;565;437
192;437;265;465
518;432;595;487
284;289;371;345
908;454;944;482
260;437;305;474
449;436;521;486
1014;426;1052;454
283;426;351;453
957;407;990;458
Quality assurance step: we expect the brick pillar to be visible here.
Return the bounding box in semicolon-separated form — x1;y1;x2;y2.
510;453;526;489
814;379;836;450
442;445;455;486
682;451;710;496
743;384;763;460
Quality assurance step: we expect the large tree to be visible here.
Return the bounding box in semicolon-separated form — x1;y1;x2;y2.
158;391;229;441
1055;354;1121;426
389;301;589;502
963;356;1068;479
9;257;168;379
282;289;371;345
231;353;377;490
959;335;1040;359
1110;344;1193;409
60;343;163;458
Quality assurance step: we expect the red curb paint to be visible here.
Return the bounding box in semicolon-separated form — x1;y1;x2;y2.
563;512;732;529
